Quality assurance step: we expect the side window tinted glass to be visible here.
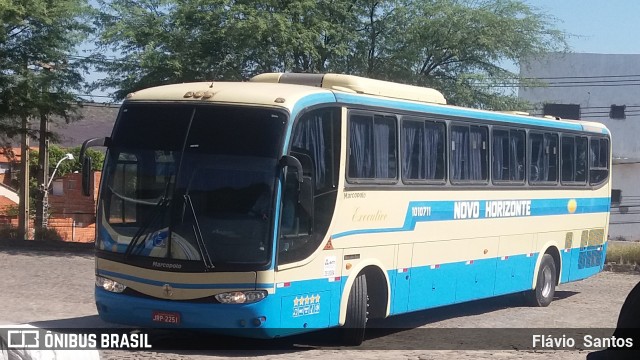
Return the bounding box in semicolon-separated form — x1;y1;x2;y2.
530;132;558;183
589;138;609;185
492;129;525;182
451;124;488;182
348;114;397;181
402;119;445;182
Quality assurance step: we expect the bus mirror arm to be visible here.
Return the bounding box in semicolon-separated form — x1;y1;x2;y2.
299;176;314;219
80;137;110;197
279;155;303;183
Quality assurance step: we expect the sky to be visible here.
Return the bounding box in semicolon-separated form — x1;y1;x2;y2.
525;0;640;54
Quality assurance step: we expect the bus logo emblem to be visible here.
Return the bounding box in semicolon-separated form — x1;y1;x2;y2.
162;284;174;297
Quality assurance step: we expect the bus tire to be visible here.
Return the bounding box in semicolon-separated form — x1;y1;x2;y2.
527;254;556;307
341;273;368;346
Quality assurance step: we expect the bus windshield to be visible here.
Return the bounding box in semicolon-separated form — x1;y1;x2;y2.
97;103;287;270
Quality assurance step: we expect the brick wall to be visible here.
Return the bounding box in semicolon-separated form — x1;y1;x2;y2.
48;172;101;220
46;171;101;242
47;217;96;243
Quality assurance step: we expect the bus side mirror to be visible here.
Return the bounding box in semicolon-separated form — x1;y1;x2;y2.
279;155;303;183
82;156;93;197
80;137;110;197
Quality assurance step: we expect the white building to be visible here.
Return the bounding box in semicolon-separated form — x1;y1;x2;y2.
519;52;640;241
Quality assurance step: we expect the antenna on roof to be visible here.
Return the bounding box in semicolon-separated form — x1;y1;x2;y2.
210;54;233;88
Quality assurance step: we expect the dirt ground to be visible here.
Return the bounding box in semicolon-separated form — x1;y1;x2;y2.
0;248;638;360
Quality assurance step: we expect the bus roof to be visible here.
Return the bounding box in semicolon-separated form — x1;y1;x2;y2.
124;74;609;135
124;81;332;110
250;73;447;105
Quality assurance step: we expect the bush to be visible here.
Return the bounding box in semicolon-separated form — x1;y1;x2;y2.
0;226;19;240
34;227;64;241
606;241;640;265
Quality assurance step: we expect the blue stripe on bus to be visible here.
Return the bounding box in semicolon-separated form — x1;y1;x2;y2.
332;197;610;239
95;243;606;333
98;269;272;290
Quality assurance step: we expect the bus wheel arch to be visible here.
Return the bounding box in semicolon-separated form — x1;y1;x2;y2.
339;261;390;326
528;246;561;307
546;246;562;286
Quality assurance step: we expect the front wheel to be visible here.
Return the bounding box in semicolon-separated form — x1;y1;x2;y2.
340;273;368;346
527;254;557;307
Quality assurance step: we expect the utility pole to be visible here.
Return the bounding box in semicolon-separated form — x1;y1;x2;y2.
35;112;49;236
35;63;54;238
18;115;30;240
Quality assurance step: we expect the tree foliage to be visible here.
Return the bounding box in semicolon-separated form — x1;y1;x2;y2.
29;144;104;179
93;0;567;109
0;0;91;144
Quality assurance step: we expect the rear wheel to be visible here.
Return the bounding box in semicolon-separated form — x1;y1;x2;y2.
527;254;557;307
341;273;368;346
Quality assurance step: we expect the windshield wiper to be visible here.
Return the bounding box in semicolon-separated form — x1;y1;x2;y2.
124;178;174;258
124;196;171;258
183;194;215;270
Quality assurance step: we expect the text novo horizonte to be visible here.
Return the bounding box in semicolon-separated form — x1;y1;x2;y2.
454;200;531;220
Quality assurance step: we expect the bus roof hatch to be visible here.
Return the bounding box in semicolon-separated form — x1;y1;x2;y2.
250;73;447;105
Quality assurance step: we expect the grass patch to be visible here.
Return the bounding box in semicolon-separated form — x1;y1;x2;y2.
606;241;640;265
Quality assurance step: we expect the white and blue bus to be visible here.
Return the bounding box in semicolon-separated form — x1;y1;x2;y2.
81;73;611;345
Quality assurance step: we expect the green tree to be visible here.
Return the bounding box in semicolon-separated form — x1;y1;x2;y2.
371;0;567;109
93;0;567;109
1;0;92;239
0;0;92;136
29;144;104;180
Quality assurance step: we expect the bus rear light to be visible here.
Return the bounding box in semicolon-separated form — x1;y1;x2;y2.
215;290;267;304
96;276;127;293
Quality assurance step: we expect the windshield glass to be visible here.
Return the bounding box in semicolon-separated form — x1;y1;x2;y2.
97;104;287;269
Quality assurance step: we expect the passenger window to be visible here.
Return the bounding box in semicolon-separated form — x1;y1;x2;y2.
401;118;445;182
561;135;587;184
348;113;397;181
450;124;488;182
589;138;609;185
492;129;525;183
529;132;558;184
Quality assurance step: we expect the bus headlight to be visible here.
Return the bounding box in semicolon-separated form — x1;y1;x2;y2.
215;290;267;304
96;275;127;293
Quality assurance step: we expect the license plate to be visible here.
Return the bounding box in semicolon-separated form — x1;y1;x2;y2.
152;311;181;324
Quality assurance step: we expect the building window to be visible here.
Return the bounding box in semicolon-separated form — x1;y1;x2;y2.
67;180;76;190
611;189;622;206
52;180;64;196
610;105;626;120
543;103;581;119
